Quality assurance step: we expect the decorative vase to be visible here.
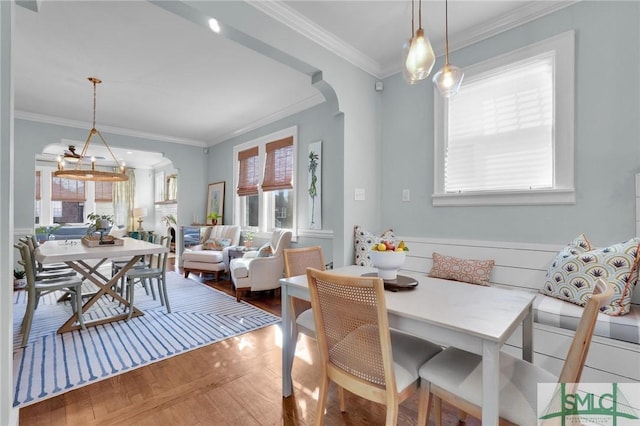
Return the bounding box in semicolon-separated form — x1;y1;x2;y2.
13;278;26;290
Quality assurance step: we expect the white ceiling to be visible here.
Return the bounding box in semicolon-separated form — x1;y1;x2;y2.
16;0;575;168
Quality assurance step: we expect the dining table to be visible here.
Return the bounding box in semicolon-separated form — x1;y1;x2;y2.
280;265;536;425
35;237;168;333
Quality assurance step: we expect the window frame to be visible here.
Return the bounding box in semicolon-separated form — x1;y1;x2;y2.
433;30;575;206
233;126;298;238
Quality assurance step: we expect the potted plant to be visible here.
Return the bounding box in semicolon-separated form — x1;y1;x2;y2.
13;268;26;290
161;214;177;230
207;212;222;226
86;213;113;235
243;230;255;248
36;225;61;241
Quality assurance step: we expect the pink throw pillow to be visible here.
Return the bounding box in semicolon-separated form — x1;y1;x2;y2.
428;252;495;286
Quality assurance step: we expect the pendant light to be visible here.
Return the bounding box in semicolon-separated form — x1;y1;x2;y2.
433;0;464;97
54;77;128;182
403;0;435;82
402;0;417;84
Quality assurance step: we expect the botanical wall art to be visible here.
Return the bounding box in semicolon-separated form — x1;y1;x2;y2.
207;181;225;225
308;141;322;229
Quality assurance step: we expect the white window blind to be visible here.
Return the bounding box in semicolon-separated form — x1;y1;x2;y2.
445;54;554;193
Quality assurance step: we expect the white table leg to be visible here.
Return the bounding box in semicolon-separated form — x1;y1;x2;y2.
482;342;500;425
522;304;533;362
281;282;295;397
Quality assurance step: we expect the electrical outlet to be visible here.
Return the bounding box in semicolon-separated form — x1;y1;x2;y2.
402;189;410;202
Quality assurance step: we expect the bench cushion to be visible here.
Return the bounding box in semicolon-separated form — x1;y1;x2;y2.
535;294;640;345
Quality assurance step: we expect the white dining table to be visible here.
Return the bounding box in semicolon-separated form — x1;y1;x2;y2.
35;237;168;333
280;265;536;425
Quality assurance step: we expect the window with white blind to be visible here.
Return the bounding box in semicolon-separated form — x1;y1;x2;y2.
234;127;297;236
433;31;575;206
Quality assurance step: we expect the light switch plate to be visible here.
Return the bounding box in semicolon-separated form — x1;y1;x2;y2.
354;188;366;201
402;189;410;202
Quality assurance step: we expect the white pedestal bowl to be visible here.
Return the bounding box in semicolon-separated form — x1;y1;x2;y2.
369;251;406;280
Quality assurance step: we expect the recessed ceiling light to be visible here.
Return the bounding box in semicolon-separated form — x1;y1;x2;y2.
126;151;133;155
208;18;220;33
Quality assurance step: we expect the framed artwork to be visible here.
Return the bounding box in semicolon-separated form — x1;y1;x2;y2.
206;181;225;224
308;141;322;229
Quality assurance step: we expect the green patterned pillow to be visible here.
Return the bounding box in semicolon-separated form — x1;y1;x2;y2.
542;235;640;316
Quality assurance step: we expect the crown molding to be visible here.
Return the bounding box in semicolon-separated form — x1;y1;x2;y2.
14;111;207;147
208;92;325;145
448;0;581;54
251;0;580;80
249;0;382;77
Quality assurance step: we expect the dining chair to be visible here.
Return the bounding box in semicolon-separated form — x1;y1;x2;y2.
15;242;85;347
19;236;76;279
306;268;443;425
283;246;326;339
417;278;615;426
123;235;172;319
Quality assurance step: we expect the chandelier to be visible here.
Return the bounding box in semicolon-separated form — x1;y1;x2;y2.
54;77;129;182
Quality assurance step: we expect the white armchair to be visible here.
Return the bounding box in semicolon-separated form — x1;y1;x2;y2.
229;229;292;302
183;225;241;280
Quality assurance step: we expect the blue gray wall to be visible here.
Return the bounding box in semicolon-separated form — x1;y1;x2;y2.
208;101;342;265
379;1;640;246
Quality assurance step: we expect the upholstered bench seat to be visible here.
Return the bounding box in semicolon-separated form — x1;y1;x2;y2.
534;293;640;345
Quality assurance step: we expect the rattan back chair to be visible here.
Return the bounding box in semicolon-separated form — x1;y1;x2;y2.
284;246;326;338
417;278;615;426
307;268;442;425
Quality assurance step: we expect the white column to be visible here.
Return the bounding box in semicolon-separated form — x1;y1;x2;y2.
0;1;17;424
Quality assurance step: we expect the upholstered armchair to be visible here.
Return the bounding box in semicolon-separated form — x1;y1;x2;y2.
229;229;292;302
183;225;241;280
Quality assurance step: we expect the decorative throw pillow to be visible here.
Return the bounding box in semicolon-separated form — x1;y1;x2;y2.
199;226;213;244
428;252;495;286
108;226;127;239
256;244;273;258
354;226;396;267
202;238;231;251
542;235;640;316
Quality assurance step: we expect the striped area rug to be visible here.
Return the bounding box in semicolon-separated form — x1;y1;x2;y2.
12;272;280;408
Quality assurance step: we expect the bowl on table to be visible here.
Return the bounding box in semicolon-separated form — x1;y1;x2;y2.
369;250;406;280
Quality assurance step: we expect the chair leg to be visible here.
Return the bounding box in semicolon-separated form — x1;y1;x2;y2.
385;403;399;426
21;293;36;347
434;396;443;426
338;386;346;412
160;276;171;313
127;277;135;320
315;375;329;426
75;288;85;330
417;381;432;426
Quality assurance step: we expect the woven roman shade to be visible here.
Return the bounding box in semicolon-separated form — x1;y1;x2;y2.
262;136;293;192
51;173;85;201
237;147;259;196
95;180;114;202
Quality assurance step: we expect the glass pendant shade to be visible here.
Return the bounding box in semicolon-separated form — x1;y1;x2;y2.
405;28;435;81
402;38;418;84
433;63;465;97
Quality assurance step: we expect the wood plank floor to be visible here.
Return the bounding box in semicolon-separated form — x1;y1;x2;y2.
18;260;479;425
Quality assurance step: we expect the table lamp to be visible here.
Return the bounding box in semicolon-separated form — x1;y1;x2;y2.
133;207;147;231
